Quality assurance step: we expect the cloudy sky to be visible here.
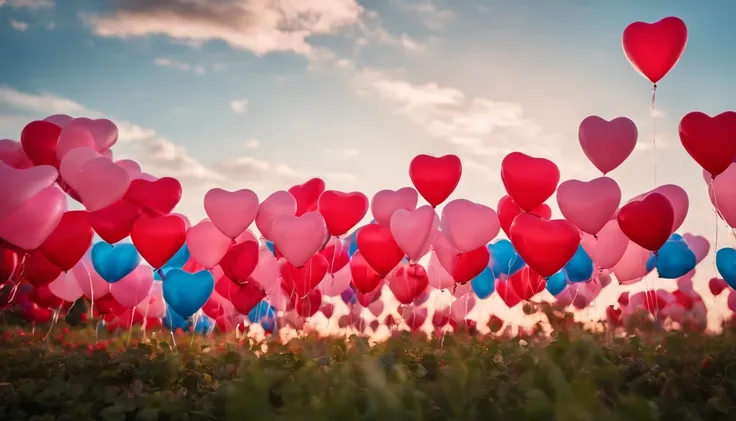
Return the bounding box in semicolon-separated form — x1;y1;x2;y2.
1;0;736;322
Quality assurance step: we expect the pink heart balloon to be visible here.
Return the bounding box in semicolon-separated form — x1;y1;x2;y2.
271;211;327;267
116;159;142;179
450;294;475;320
428;250;456;290
578;116;638;174
318;264;351;297
0;139;33;169
78;256;111;299
256;190;297;240
48;260;88;302
73;158;131;211
0;162;59;220
628;184;689;232
204;188;259;239
136;282;166;318
59;147;101;186
709;163;736;228
581;219;628;269
440;199;500;252
44;114;75;128
67;118;118;151
611;240;651;284
371;187;419;226
368;299;384;318
557;177;621;235
110;265;154;308
0;186;67;250
682;233;710;264
56;125;96;161
186;220;232;269
390;206;438;262
266;283;289;311
431;229;460;275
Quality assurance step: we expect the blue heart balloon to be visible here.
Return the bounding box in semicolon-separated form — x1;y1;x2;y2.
193;316;214;335
163;306;191;331
546;271;567;296
162;269;215;319
163;244;190;269
265;241;276;256
716;248;736;289
489;239;525;278
470;266;495;299
563;244;594;283
91;242;141;283
261;317;278;333
248;301;276;323
646;234;696;279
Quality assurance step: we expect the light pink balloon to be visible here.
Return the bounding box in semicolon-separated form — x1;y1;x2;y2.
74;157;131;211
682;233;710;264
136;282;166;318
68;118;118;151
368;299;384;318
186;220;232;269
266;283;289;312
44;114;75;128
390;205;437;262
578;116;638;174
581;219;628;269
428;251;456;290
709;163;736;228
256;190;297;240
629;184;689;232
56;125;96;160
0;186;67;250
440;199;500;252
318;265;351;296
557;177;621;235
0;139;33;169
116;159;142;179
204;188;259;239
611;241;652;284
110;265;154;308
79;256;111;299
59;147;101;185
271;211;327;267
252;246;279;292
48;261;88;302
0;162;59;220
432;230;460;275
451;294;475;320
371;187;418;226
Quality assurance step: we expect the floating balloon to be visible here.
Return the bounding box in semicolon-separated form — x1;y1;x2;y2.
545;271;567;296
318;190;369;237
563;244;594;283
131;214;187;269
390;205;436;262
646;234;696;279
509;214;580;278
289;178;325;216
470;266;495;299
488;239;525;278
557;177;621;235
162;269;214;319
578;116;638;174
679;111;736;178
501;152;559;212
270;211;327;268
440;199;500;253
91;242;141;283
371;187;418;226
409;154;462;207
204;188;259;239
617;192;674;251
716;248;736;290
622;16;688;84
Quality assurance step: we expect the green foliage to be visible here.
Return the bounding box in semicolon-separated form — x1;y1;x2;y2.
1;323;736;420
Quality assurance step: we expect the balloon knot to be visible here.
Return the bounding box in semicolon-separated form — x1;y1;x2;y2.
652;83;658;91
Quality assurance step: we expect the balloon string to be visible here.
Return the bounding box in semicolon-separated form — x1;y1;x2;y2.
651;83;658;187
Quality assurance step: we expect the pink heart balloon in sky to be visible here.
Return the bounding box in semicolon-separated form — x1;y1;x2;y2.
204;188;259;239
56;125;96;161
136;282;166;318
708;163;736;228
427;250;456;290
371;187;419;226
557;177;621;235
271;211;327;267
629;184;689;232
682;233;710;264
578;116;638;174
73;157;131;211
48;260;88;303
0;185;67;250
110;265;155;308
116;159;142;179
44;114;75;128
256;190;297;240
611;240;651;284
0;139;33;169
186;220;232;268
432;229;460;275
440;199;500;253
581;219;628;269
318;265;351;297
78;256;111;299
390;205;437;262
67;118;118;151
59;146;101;186
0;161;59;220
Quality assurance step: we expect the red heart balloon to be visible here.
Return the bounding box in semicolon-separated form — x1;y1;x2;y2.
501;152;560;212
124;177;182;216
622;17;687;84
356;224;405;277
318;190;369;237
294;288;322;318
509;213;580;278
508;266;546;301
709;277;728;296
321;302;334;319
349;250;382;294
89;200;143;244
216;277;265;315
280;253;328;298
495;280;522;308
289;178;325;216
319;240;349;273
95;293;127;316
220;241;259;283
24;251;62;288
673;290;694;310
201;297;226;320
0;246;18;285
20;120;62;167
679;111;736;178
605;306;622;326
388;263;428;304
22;303;52;324
131;214;187;269
409;154;462;207
356;285;382;307
497;195;551;236
617;192;674;251
29;285;64;308
432;308;451;328
38;210;93;271
452;245;490;284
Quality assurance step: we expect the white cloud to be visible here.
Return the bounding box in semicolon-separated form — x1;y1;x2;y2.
10;20;28;31
244;139;261;149
0;0;54;9
323;148;360;158
153;57;206;75
230;98;249;114
400;1;454;30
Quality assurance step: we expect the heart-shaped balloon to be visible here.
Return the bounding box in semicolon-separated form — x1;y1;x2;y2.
628;184;688;233
371;187;419;226
709;163;736;228
294;289;322;318
557;177;621;235
0;162;59;220
204;188;259;239
508;266;546;301
319;238;349;273
611;241;652;284
646;236;696;279
679;111;736;178
110;265;154;308
509;213;580;278
452;245;490;284
0;245;18;284
470;266;495;299
682;233;710;265
409;154;462;207
716;248;736;290
545;271;567;296
0;139;33;169
501;152;560;212
349;250;382;294
495;279;522;308
124;177;182;216
388;263;428;304
56;125;96;161
270;211;327;268
708;277;728;296
581;219;628;269
47;260;88;302
220;241;259;283
72;157;131;212
222;279;266;316
38;210;94;271
280;253;328;298
255;190;297;240
186;220;232;269
59;147;101;187
497;195;551;237
318;265;352;297
89;200;143;244
488;239;526;278
131;214;187;269
25;250;62;288
356;224;405;277
622;16;688;84
162;269;214;318
440;199;500;253
617;192;674;251
578;116;638;174
318;190;369;237
91;242;141;283
20;120;62;167
390;205;437;262
289;178;325;216
562;244;594;283
0;186;67;251
251;246;279;292
116;159;142;179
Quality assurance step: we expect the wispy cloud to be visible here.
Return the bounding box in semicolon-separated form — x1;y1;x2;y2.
399;1;454;30
0;0;54;9
9;19;28;31
244;139;260;149
230;99;249;114
153;57;205;75
324;148;360;158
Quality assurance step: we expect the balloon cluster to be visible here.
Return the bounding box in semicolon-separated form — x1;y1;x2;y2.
1;16;736;337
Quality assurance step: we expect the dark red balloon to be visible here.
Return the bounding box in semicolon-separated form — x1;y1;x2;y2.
432;308;450;328
321;302;334;319
508;267;546;301
509;213;580;278
356;284;382;307
501;152;559;212
294;289;322;318
131;214;187;269
95;294;127;316
452;246;490;284
0;245;18;285
349;250;382;294
356;224;404;277
38;210;93;271
24;251;62;288
289;178;325;216
318;190;369;237
22;303;52;324
124;177;182;216
622;17;687;84
20;120;62;167
89;200;143;244
319;240;349;273
497;195;551;237
409;154;462;207
709;278;728;296
280;253;328;298
29;286;64;308
495;280;522;308
388;264;428;305
216;277;265;315
617;192;674;252
220;241;259;283
679;111;736;178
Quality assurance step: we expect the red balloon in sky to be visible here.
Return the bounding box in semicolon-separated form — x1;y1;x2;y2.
319;240;349;274
289;178;325;216
452;245;490;284
349;250;382;294
124;177;182;216
509;213;580;278
20;120;62;167
508;266;546;301
679;111;736;178
318;190;368;237
497;195;551;237
280;253;328;298
501;152;559;212
24;251;62;288
409;154;462;207
220;241;259;284
622;16;688;84
356;224;404;277
89;200;142;244
131;214;187;269
617;192;674;252
38;210;94;271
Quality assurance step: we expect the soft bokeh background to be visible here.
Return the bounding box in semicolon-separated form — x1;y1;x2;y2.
1;0;735;331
